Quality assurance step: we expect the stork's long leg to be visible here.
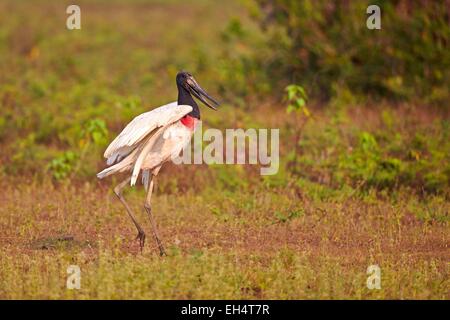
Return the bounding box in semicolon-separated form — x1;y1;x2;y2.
114;176;146;250
144;175;166;256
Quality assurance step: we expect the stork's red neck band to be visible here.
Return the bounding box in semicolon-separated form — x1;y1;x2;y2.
180;115;196;130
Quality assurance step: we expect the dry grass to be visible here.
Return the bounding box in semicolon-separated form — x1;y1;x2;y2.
0;173;448;299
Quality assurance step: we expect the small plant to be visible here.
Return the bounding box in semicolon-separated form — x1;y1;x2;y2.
47;119;108;181
47;151;78;181
285;84;310;173
73;118;109;178
337;131;405;189
80;119;109;148
286;84;309;117
274;208;304;224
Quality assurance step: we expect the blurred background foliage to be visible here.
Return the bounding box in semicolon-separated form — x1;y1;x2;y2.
0;0;448;195
250;0;450;104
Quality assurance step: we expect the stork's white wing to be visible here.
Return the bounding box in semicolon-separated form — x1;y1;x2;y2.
104;101;192;165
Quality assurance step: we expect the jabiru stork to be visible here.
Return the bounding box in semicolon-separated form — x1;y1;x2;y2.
97;71;220;256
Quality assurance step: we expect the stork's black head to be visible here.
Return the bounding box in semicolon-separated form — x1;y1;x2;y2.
176;71;220;111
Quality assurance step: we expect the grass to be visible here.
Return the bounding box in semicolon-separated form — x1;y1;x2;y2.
0;173;448;299
0;0;448;299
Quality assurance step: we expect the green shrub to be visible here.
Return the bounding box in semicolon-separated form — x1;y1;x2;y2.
294;113;450;193
47;151;78;181
252;0;450;104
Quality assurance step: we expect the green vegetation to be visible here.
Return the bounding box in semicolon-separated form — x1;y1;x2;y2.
251;0;450;104
293;107;450;193
0;0;448;299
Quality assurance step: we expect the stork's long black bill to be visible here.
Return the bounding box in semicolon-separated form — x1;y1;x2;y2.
187;78;220;110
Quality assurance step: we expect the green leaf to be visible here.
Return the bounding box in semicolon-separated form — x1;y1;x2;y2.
297;86;306;98
286;104;296;113
296;98;305;107
286;86;296;101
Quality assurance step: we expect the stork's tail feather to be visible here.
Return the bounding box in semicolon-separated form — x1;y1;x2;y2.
97;160;132;179
96;166;117;179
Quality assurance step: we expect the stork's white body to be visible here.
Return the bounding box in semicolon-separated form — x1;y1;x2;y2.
97;101;198;186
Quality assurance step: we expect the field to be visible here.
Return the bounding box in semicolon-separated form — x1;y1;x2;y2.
0;0;448;299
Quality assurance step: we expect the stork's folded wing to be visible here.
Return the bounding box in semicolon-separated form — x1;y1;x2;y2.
103;102;192;165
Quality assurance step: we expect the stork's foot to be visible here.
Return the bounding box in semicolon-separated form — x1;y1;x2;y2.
135;230;146;251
